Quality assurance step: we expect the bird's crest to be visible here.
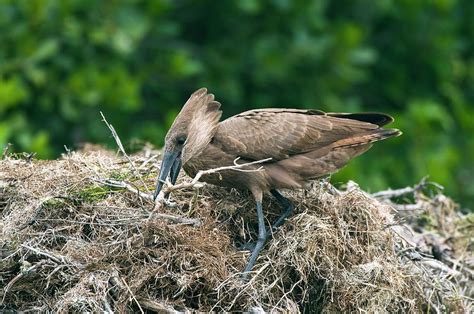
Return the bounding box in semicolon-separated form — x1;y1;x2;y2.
166;88;222;164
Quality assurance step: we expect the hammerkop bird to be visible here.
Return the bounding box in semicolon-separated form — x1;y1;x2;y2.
154;88;401;279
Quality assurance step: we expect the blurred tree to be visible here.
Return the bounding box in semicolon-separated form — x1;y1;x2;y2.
0;0;472;208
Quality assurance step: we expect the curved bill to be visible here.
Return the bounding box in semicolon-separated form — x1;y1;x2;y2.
153;151;181;201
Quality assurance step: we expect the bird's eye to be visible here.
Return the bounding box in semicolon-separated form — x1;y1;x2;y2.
176;137;186;145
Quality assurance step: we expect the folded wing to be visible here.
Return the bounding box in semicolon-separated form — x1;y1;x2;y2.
214;109;400;161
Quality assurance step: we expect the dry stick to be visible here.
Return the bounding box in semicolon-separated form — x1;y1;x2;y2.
99;179;154;201
102;300;113;314
20;244;84;270
135;297;179;313
100;112;150;193
163;157;272;194
120;276;144;314
372;177;443;199
98;178;201;227
21;244;66;264
422;260;462;277
388;202;427;211
137;155;158;170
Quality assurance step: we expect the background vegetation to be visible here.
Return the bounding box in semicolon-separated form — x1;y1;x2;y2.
0;0;473;208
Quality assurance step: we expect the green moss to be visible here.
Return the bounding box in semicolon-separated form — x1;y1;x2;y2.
74;186;113;203
110;170;131;181
42;198;66;209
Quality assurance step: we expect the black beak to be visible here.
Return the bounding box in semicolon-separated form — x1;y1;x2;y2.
170;157;182;185
153;151;181;201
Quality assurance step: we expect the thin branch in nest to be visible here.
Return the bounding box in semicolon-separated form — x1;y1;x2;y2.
21;244;83;268
100;112;149;193
120;276;144;314
98;179;153;201
162;157;272;194
372;177;443;200
135;297;178;313
97;178;200;226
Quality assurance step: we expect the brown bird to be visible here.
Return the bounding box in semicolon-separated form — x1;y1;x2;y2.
154;88;401;279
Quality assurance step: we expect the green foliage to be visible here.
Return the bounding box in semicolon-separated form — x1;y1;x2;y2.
0;0;472;208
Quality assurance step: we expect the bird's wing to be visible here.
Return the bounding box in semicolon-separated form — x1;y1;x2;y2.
214;109;392;161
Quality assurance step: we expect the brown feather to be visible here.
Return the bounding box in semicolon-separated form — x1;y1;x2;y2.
213;109;394;162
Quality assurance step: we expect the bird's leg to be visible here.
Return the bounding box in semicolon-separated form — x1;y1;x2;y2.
268;189;294;233
242;194;267;281
237;190;293;252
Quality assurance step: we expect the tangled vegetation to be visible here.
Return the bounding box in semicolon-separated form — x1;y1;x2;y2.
1;146;472;312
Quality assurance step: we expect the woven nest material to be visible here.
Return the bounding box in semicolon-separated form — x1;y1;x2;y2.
0;146;472;312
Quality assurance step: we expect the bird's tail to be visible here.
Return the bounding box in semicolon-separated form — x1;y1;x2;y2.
332;128;402;149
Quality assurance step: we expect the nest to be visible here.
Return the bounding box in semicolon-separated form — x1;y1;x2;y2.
1;146;472;312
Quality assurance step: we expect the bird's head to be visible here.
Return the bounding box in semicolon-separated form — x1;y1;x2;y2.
153;88;222;200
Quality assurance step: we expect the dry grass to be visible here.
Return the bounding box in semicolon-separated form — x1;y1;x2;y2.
1;145;472;312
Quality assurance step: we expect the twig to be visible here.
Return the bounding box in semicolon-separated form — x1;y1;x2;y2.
21;244;83;268
101;156;270;206
97;178;178;208
135;297;178;313
372;186;421;199
148;212;202;227
138;155;158;170
389;202;427;211
120;276;144;314
163;157;272;194
97;179;201;226
102;298;113;314
421;260;462;277
100;112;150;193
99;179;153;200
21;244;65;264
372;177;443;199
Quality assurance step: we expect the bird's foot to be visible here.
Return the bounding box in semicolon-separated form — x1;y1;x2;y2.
236;241;257;252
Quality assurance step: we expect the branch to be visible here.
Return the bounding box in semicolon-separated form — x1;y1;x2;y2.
100;112;150;193
421;260;462;277
148;212;202;227
163;157;272;194
135;297;179;313
372;177;443;199
99;178;153;201
389;202;427;211
21;244;83;268
120;276;144;314
97;179;201;227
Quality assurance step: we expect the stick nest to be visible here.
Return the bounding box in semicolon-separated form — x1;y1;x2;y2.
1;146;472;312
